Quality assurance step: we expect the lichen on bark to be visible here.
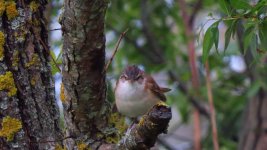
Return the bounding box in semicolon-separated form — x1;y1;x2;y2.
0;116;22;141
0;31;5;61
0;71;17;96
0;0;62;149
5;1;18;20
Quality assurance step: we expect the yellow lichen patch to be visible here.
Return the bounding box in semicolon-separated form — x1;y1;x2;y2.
0;46;3;61
96;133;103;139
25;53;40;68
30;76;36;86
12;50;19;68
0;31;5;46
0;31;5;61
77;142;88;150
0;0;5;17
5;1;18;20
138;117;145;126
156;101;168;107
108;112;127;134
60;83;66;103
0;116;22;141
106;112;127;144
0;71;17;97
55;144;66;150
29;1;39;12
106;136;119;144
32;19;40;26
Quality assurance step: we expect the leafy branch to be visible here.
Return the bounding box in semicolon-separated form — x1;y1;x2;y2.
202;0;267;62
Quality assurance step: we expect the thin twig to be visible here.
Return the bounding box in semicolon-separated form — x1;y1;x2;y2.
189;0;203;26
39;39;62;72
104;28;128;72
49;28;62;32
177;0;201;149
205;61;219;150
107;24;162;64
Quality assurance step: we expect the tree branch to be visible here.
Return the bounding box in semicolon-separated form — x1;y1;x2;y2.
177;0;202;149
189;0;203;26
99;102;172;150
118;103;172;149
205;62;219;150
106;24;163;64
104;28;128;72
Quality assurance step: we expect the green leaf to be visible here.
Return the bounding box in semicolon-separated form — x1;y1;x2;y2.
243;25;255;53
224;20;238;52
250;0;266;13
259;21;267;51
230;0;252;10
56;50;63;64
50;50;56;61
202;21;219;62
249;32;260;63
218;0;231;15
50;51;60;75
50;62;60;75
224;29;232;52
250;33;257;53
214;24;219;51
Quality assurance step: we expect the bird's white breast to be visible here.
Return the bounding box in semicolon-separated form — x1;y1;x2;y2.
115;81;159;117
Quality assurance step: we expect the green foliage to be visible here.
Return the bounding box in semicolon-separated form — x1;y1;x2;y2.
202;21;219;62
203;0;267;61
224;19;238;51
50;50;62;75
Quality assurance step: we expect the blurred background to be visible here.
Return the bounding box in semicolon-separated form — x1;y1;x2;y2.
48;0;267;149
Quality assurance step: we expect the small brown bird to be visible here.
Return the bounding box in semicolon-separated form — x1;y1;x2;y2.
115;65;171;117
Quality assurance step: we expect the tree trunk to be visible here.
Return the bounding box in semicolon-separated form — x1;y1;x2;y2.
239;89;267;150
0;0;62;149
60;0;111;149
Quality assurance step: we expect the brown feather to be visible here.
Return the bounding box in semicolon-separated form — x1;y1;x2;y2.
144;75;170;101
160;87;171;93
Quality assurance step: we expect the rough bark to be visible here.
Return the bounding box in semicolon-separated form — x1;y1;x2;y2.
0;0;62;149
98;103;172;150
117;103;172;150
60;0;110;149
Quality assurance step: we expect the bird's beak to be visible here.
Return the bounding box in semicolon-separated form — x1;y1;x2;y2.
129;79;134;83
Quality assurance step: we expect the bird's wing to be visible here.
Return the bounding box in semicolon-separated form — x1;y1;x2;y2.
145;75;171;101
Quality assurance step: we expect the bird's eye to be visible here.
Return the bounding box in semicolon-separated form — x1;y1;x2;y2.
136;75;143;80
120;75;127;80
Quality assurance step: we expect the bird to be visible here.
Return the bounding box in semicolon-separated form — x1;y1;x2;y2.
115;65;171;118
